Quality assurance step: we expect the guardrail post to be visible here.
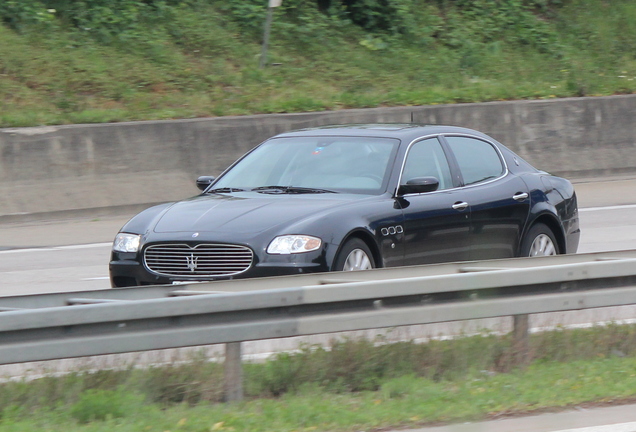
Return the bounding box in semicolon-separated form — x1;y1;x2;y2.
224;342;243;402
512;314;530;366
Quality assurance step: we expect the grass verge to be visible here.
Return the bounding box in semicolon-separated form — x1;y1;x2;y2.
2;1;636;127
0;323;636;430
0;357;635;431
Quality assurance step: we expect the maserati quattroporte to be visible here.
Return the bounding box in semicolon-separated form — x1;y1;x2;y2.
110;124;579;287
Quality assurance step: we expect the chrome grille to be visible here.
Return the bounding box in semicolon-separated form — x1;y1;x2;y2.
144;243;253;277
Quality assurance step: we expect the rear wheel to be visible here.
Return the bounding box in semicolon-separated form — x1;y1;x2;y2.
334;238;375;271
520;223;559;257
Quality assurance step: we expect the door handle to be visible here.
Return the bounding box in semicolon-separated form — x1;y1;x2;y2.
513;192;529;201
452;201;469;211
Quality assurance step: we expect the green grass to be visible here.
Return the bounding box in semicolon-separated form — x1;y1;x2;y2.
0;357;635;431
2;0;636;127
1;323;636;431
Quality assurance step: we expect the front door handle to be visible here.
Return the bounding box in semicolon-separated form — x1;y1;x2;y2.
513;192;529;201
452;201;469;211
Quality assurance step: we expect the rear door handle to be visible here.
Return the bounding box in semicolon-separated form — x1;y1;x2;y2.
513;192;529;201
452;201;469;211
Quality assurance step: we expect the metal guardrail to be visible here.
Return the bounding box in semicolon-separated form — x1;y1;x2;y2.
2;250;636;400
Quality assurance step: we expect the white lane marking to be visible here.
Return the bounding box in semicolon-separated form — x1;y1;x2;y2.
0;242;111;255
580;204;636;212
56;242;112;250
554;422;636;432
0;204;632;254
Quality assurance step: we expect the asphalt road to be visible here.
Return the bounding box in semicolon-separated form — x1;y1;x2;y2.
409;403;636;432
1;176;636;431
1;176;636;347
1;176;636;295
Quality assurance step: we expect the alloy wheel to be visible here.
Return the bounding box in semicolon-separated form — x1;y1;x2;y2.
528;234;557;256
342;248;373;271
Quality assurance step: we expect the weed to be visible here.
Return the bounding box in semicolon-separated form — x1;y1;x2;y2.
69;388;142;423
0;323;634;429
0;1;634;127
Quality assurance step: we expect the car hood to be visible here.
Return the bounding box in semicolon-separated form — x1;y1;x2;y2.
152;193;365;234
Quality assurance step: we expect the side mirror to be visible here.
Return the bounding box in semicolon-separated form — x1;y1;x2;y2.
196;176;215;191
398;176;439;195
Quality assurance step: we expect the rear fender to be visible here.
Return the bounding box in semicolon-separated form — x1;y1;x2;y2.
522;206;566;255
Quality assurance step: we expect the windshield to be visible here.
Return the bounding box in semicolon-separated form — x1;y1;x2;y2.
211;136;399;195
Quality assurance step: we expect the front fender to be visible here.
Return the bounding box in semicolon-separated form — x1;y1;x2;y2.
272;198;401;271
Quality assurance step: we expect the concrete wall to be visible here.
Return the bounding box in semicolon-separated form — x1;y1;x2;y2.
2;94;636;218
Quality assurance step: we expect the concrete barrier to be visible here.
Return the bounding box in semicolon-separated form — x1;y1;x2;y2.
2;94;635;219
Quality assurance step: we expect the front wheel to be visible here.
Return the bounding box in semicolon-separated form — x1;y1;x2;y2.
334;238;375;271
520;223;559;257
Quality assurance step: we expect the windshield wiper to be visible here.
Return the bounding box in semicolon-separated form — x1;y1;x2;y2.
286;186;336;194
206;187;245;194
251;186;336;194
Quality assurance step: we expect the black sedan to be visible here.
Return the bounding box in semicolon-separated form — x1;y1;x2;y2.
109;124;580;287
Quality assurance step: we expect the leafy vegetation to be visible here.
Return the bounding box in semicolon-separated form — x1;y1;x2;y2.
0;323;636;430
0;0;635;127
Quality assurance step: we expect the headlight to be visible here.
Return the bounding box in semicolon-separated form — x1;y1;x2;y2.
113;233;141;253
267;235;322;254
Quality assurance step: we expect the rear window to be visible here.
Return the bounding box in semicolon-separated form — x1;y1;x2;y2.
445;136;504;185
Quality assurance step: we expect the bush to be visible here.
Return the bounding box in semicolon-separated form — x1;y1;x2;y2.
0;0;55;31
0;0;565;53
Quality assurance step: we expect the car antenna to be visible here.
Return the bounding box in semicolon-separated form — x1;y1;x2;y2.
410;111;414;123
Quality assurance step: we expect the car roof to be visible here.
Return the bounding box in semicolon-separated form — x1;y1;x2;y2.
273;124;495;143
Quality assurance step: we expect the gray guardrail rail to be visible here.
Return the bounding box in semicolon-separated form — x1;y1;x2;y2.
2;249;636;400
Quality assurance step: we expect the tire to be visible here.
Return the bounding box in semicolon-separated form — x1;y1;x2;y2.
334;238;375;271
520;223;559;257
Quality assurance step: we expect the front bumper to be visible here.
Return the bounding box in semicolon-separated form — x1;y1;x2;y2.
109;251;329;287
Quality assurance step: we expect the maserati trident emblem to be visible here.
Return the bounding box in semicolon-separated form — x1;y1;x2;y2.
186;253;198;272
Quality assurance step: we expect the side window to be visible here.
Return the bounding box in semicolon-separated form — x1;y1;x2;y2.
402;138;453;190
445;136;504;186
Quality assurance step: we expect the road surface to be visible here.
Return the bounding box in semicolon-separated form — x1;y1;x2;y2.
409;402;636;431
1;177;636;431
1;176;636;295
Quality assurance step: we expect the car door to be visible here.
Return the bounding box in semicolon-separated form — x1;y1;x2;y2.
442;135;531;260
397;137;472;265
